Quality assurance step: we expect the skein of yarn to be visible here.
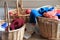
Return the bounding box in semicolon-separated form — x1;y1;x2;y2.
25;9;31;14
43;10;57;17
5;17;24;30
43;10;58;20
10;18;25;30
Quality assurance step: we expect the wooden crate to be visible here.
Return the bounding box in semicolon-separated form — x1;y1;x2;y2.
37;17;60;40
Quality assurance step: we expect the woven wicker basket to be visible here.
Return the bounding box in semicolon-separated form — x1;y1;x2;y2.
0;23;25;40
1;24;25;40
37;17;60;40
0;1;26;40
0;18;26;40
9;9;30;23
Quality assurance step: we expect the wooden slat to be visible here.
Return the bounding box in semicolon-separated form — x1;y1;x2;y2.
20;26;25;40
37;17;59;40
13;31;17;40
8;32;13;40
17;30;20;40
43;20;48;38
37;18;42;35
2;32;8;40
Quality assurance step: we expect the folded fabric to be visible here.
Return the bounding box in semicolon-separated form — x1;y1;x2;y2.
48;6;54;11
43;10;57;17
56;13;60;19
38;7;49;14
56;9;60;13
0;25;5;31
43;11;58;20
38;6;54;15
51;16;58;20
1;22;8;29
55;9;60;19
30;9;42;23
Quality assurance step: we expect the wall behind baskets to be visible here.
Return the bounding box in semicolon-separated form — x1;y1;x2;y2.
0;0;60;8
0;0;16;20
0;0;60;19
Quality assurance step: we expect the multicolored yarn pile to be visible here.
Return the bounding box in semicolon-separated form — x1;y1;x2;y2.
29;5;60;24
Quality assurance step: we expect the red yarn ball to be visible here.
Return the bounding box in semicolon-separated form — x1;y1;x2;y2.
25;9;31;14
10;18;25;30
9;11;13;16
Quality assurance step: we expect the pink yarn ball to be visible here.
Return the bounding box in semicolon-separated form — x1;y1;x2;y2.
25;9;31;14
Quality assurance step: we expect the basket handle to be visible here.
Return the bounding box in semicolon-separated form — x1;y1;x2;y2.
4;1;10;31
17;0;23;16
19;0;23;11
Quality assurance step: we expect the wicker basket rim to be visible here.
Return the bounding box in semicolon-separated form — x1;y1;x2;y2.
8;24;25;32
37;17;58;21
8;9;30;16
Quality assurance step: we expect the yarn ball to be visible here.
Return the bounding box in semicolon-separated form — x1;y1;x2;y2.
43;10;57;17
9;11;13;16
10;18;25;30
25;9;31;14
43;10;58;20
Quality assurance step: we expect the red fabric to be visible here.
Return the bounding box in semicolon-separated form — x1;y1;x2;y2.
10;18;25;30
43;10;58;20
56;9;60;13
52;16;58;20
43;10;57;17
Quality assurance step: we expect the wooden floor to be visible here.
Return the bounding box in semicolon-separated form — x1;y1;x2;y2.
24;33;48;40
